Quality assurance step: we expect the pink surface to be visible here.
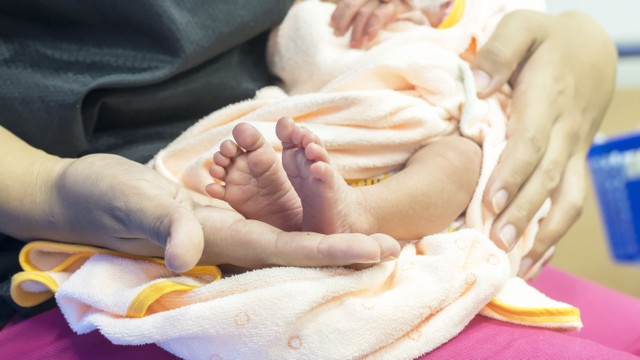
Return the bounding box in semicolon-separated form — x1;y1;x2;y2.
533;266;640;354
420;266;640;359
421;316;639;360
0;308;176;360
1;267;639;359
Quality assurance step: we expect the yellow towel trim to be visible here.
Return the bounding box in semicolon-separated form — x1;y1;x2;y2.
486;299;581;324
437;0;466;29
12;240;222;309
19;240;222;279
10;271;59;307
19;241;149;272
49;253;94;272
182;265;223;279
126;280;198;318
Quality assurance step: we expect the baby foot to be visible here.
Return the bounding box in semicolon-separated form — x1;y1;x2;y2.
206;123;302;231
275;117;373;234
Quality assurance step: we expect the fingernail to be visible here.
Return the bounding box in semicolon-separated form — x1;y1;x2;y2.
165;236;173;252
472;69;492;92
492;189;508;214
376;234;401;262
359;258;383;264
164;236;177;271
500;224;517;250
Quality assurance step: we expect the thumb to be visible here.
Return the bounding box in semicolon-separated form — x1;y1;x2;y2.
158;206;204;273
471;10;544;98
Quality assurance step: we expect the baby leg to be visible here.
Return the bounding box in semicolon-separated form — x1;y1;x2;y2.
277;115;480;239
359;135;482;239
206;123;302;231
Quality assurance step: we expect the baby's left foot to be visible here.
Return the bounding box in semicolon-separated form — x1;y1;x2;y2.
206;123;302;231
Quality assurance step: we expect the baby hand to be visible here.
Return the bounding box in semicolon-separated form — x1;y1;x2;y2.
330;0;412;48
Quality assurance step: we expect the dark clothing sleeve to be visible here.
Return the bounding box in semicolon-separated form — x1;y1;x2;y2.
0;0;293;161
0;0;293;325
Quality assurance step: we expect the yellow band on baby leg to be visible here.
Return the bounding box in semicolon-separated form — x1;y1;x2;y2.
344;172;394;187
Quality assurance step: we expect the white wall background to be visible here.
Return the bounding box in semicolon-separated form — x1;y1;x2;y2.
546;1;640;87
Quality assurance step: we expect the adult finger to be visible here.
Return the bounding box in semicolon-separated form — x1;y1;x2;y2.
518;154;586;277
331;0;370;36
489;114;573;250
150;187;205;273
196;206;400;267
163;207;205;273
270;231;400;267
483;42;561;227
471;10;547;98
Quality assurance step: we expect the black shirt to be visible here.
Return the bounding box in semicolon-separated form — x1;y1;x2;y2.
0;0;293;324
0;0;292;161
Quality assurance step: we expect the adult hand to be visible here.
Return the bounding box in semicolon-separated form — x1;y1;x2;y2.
50;154;205;272
470;11;617;277
330;0;411;48
50;154;399;271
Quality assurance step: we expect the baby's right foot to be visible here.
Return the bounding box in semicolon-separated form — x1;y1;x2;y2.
276;117;375;235
206;123;302;231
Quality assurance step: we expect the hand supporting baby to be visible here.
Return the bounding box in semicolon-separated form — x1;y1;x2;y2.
329;1;617;277
471;11;617;276
0;124;400;273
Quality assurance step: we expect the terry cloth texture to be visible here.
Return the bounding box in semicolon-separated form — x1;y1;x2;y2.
5;268;640;360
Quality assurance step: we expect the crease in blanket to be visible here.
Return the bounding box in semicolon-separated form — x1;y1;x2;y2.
11;1;582;359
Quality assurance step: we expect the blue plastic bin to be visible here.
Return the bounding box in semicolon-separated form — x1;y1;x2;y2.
588;131;640;263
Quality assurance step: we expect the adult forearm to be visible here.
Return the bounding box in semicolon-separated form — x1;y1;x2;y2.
0;126;71;240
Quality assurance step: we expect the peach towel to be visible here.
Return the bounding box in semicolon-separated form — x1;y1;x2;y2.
12;1;582;359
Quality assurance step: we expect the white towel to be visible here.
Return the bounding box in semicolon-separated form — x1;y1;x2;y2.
12;233;578;359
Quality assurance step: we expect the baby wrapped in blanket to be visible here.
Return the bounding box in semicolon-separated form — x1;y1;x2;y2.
157;0;541;263
201;1;485;243
11;1;583;359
